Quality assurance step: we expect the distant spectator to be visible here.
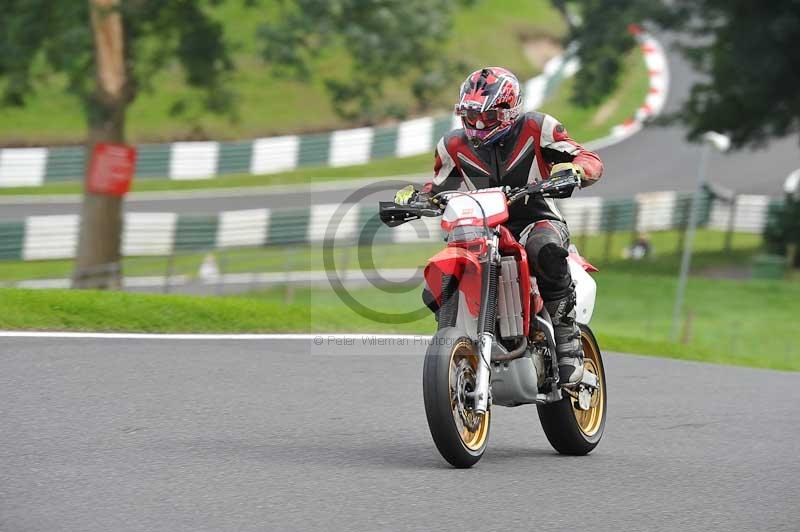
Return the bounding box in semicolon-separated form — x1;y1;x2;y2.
624;233;652;260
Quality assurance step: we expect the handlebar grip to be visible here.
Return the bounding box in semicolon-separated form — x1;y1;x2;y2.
506;172;581;204
379;201;443;227
379;202;431;227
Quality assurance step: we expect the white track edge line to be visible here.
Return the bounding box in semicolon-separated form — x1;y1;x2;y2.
0;331;428;340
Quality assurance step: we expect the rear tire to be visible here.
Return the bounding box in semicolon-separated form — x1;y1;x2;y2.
537;324;607;455
423;327;490;468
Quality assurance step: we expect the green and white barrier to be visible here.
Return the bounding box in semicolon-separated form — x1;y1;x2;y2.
0;192;774;262
0;51;582;187
0;31;667;188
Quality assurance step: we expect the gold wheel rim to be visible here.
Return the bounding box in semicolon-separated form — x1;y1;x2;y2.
571;331;605;437
448;340;490;451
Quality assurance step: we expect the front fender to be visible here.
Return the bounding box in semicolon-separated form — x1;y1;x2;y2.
424;247;483;317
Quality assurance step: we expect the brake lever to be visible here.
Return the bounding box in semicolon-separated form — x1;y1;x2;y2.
540;173;581;197
507;182;544;205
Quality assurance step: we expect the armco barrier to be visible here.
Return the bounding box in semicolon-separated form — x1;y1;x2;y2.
0;191;776;262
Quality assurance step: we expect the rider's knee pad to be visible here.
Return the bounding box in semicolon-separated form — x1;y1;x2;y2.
534;243;572;300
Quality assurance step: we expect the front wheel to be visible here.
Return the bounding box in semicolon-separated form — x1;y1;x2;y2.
537;324;607;455
423;327;491;468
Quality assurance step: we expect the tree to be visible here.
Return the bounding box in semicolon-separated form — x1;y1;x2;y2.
556;0;657;107
675;0;800;148
554;0;800;149
259;0;472;122
0;1;234;288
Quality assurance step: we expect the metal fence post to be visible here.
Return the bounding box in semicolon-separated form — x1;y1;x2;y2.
603;205;617;264
671;142;711;341
580;209;589;255
676;196;690;255
629;199;640;250
724;194;738;253
340;241;352;273
164;253;175;294
284;251;294;304
216;249;226;296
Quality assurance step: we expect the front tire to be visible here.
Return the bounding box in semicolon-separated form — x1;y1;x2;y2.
537;324;607;455
423;327;490;468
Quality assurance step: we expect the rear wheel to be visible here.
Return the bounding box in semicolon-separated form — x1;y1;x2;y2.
423;327;490;468
537;324;606;455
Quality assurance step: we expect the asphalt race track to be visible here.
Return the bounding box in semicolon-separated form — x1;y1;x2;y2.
2;34;798;221
2;336;798;531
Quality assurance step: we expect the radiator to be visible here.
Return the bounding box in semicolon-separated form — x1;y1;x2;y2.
497;256;524;339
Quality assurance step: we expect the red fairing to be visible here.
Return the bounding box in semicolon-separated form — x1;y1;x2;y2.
497;226;531;336
569;251;599;273
424;247;483;317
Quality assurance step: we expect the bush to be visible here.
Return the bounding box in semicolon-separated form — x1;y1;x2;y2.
763;196;800;267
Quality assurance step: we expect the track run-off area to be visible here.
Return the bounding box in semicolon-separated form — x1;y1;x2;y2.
1;332;798;531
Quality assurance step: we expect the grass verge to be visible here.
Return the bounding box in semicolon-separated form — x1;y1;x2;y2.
0;230;765;283
1;268;797;372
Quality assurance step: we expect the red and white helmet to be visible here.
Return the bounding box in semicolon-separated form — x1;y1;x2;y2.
455;67;522;145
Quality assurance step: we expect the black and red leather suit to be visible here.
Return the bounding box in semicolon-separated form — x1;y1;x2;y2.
422;111;603;303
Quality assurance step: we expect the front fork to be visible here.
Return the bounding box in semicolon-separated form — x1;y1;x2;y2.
473;233;500;415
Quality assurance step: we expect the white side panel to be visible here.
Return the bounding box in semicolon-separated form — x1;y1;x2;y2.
569;258;596;325
442;190;508;223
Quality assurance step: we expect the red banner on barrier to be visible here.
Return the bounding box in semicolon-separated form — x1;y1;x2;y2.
87;143;137;196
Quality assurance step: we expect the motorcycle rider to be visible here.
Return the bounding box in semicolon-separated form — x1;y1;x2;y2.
395;67;603;384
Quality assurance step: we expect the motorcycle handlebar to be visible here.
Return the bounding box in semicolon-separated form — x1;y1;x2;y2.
378;201;441;227
378;171;581;227
506;171;581;205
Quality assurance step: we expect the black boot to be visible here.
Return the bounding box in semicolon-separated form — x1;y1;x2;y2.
544;291;584;384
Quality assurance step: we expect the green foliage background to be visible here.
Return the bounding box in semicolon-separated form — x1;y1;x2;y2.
0;0;564;146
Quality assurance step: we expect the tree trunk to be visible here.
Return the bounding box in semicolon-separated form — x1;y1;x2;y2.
72;0;128;289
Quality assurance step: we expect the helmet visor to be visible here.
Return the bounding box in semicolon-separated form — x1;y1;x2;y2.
455;106;501;129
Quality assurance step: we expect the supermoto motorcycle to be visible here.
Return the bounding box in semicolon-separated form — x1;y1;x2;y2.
379;171;606;468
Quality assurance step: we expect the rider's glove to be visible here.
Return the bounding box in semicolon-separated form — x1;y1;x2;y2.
394;185;417;205
550;162;585;180
548;162;583;198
